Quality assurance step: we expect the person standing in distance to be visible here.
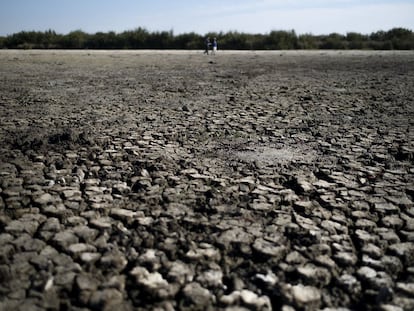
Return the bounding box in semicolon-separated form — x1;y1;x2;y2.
204;37;211;54
212;38;218;55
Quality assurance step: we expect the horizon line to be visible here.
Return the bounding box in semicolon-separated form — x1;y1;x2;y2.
1;26;413;37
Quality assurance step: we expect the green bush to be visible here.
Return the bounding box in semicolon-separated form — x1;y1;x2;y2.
1;27;413;50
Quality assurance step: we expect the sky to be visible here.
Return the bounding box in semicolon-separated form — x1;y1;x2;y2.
0;0;413;36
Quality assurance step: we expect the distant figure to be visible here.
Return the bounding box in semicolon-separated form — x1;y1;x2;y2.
204;37;211;54
212;37;218;54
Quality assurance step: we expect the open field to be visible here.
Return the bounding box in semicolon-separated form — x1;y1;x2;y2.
0;50;414;310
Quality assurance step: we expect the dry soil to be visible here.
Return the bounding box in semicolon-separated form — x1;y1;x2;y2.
0;50;414;311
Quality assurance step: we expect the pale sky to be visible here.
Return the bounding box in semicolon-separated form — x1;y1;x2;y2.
0;0;413;36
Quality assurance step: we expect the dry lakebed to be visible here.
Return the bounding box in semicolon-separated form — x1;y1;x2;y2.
0;50;414;310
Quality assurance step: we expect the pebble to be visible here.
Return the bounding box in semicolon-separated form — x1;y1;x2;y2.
196;267;223;288
220;289;271;310
89;288;124;311
168;261;195;285
388;243;414;265
52;231;79;249
357;259;375;276
289;284;322;310
130;266;176;299
181;282;213;308
67;243;97;256
297;264;332;286
252;238;287;259
338;274;361;295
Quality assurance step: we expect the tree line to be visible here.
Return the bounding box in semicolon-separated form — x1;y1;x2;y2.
0;27;413;50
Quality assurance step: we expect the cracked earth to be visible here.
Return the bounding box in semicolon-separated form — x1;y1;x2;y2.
0;50;413;311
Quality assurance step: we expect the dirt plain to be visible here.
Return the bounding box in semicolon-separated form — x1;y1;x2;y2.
0;50;414;311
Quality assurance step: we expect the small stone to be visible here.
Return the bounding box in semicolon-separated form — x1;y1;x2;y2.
138;249;162;270
40;245;59;258
76;274;98;292
168;260;194;285
381;256;403;275
220;291;241;305
297;264;332;286
216;228;253;249
67;216;88;226
15;235;46;252
355;218;376;230
44;276;54;291
286;251;306;265
100;251;128;272
90;217;113;229
62;189;82;200
363;243;383;259
42;204;73;222
89;289;124;311
362;254;382;269
186;245;220;262
390;296;414;311
354;229;379;246
313;179;335;189
5;220;35;235
80;252;101;264
255;271;278;286
252;238;286;259
40;217;61;232
112;182;130;195
314;255;337;270
33;193;55;205
68;243;97;256
110;208;139;224
374;202;399;215
401;230;414;242
136;216;154;226
294;200;314;214
337;274;361;295
181;282;213;308
388;242;414;265
381;216;404;229
334;252;358;266
239;289;271;309
357;266;377;281
0;244;14;263
70;226;97;243
103;275;126;291
379;304;404;311
250;201;273;211
0;264;12;282
396;282;414;297
196;268;223;288
240;289;259;305
290;284;322;310
130;266;176;299
52;231;79;249
295;178;314;193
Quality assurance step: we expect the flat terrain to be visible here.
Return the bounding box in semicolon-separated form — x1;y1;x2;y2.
0;50;414;311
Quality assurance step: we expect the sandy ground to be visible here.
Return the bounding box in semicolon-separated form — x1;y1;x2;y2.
0;50;414;310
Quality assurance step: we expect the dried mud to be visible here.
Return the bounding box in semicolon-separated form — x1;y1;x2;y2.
0;50;414;311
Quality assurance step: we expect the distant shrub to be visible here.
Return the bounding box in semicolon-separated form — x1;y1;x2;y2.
1;27;413;50
298;34;318;49
265;30;298;49
320;33;346;49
